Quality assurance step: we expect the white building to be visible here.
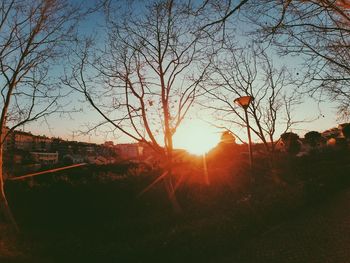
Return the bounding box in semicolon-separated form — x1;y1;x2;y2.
115;143;143;159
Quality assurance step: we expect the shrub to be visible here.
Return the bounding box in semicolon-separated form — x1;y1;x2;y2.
280;132;301;155
341;123;350;139
304;131;322;147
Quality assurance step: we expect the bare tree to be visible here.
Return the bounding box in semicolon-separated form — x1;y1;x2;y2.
0;0;96;231
65;0;219;211
243;0;350;118
202;42;300;155
199;0;249;30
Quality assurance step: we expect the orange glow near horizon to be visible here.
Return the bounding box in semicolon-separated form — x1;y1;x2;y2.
173;119;220;155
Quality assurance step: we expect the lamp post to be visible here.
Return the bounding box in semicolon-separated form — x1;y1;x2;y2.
234;96;254;167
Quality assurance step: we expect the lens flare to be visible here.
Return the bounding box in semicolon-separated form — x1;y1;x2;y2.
173;120;220;155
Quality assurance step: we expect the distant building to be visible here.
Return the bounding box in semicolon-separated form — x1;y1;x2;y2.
33;135;52;151
14;131;34;150
115;143;144;160
30;152;58;165
84;145;95;155
63;154;85;164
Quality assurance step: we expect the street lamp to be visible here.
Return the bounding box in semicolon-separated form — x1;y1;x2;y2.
234;96;254;167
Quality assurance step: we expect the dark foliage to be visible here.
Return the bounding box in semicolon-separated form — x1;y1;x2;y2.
280;132;301;154
342;123;350;139
1;148;350;262
304;131;322;147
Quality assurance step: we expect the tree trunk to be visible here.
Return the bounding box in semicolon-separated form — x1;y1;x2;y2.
163;173;182;214
0;144;19;232
164;147;182;213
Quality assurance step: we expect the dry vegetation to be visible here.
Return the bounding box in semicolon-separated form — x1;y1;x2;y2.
1;144;349;262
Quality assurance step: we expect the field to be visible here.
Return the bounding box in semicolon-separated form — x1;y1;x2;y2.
1;148;350;262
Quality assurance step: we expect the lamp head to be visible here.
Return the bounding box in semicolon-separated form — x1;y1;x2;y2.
234;96;254;109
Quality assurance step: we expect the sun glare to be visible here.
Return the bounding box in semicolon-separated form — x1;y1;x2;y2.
173;120;220;155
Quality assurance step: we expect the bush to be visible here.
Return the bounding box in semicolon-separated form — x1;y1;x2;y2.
280;132;301;154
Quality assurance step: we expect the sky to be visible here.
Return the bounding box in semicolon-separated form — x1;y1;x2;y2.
24;0;343;149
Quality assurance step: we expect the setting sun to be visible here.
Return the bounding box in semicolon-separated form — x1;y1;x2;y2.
173;119;220;155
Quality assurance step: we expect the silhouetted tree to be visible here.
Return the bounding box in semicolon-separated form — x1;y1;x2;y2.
203;43;300;155
280;132;301;155
65;0;221;211
341;123;350;139
304;131;323;148
244;0;350;117
0;0;97;231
